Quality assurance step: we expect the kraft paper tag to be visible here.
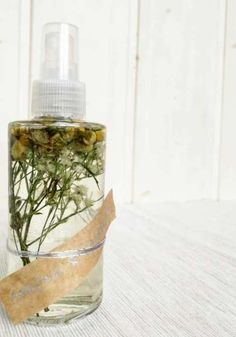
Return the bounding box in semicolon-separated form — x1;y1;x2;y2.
0;190;116;324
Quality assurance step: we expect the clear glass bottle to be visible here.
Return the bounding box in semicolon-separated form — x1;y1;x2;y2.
7;23;106;325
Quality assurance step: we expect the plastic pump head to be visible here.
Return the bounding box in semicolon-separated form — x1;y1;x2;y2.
41;23;78;81
31;22;85;118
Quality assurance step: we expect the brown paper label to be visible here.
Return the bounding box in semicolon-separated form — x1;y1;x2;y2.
0;190;116;324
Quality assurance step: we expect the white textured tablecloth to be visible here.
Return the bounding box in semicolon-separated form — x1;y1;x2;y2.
0;202;235;337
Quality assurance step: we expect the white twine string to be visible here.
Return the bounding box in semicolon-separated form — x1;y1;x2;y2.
6;239;105;259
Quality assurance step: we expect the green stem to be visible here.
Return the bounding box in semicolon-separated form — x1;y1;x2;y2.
27;205;89;247
14;169;35;186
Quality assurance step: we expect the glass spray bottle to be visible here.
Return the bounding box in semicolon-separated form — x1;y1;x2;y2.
7;23;105;325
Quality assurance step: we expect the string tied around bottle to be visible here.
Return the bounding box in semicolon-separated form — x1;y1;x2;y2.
7;238;105;259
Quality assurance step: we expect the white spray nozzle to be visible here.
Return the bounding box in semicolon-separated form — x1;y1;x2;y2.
32;22;85;119
41;23;78;81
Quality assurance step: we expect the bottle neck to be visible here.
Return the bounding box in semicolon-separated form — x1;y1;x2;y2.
31;79;85;119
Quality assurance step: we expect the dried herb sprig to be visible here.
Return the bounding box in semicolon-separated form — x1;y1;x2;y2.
9;121;105;267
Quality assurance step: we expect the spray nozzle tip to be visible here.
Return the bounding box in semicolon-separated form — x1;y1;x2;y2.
41;22;79;81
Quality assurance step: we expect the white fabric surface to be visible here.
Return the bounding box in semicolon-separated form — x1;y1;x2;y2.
0;202;235;336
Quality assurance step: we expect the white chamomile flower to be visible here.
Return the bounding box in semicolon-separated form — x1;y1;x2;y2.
60;148;72;166
85;198;93;208
79;185;88;195
74;164;83;174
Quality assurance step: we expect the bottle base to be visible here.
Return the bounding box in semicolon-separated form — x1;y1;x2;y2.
25;293;103;326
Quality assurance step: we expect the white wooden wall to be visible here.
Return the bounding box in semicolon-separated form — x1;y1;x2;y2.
0;0;235;204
